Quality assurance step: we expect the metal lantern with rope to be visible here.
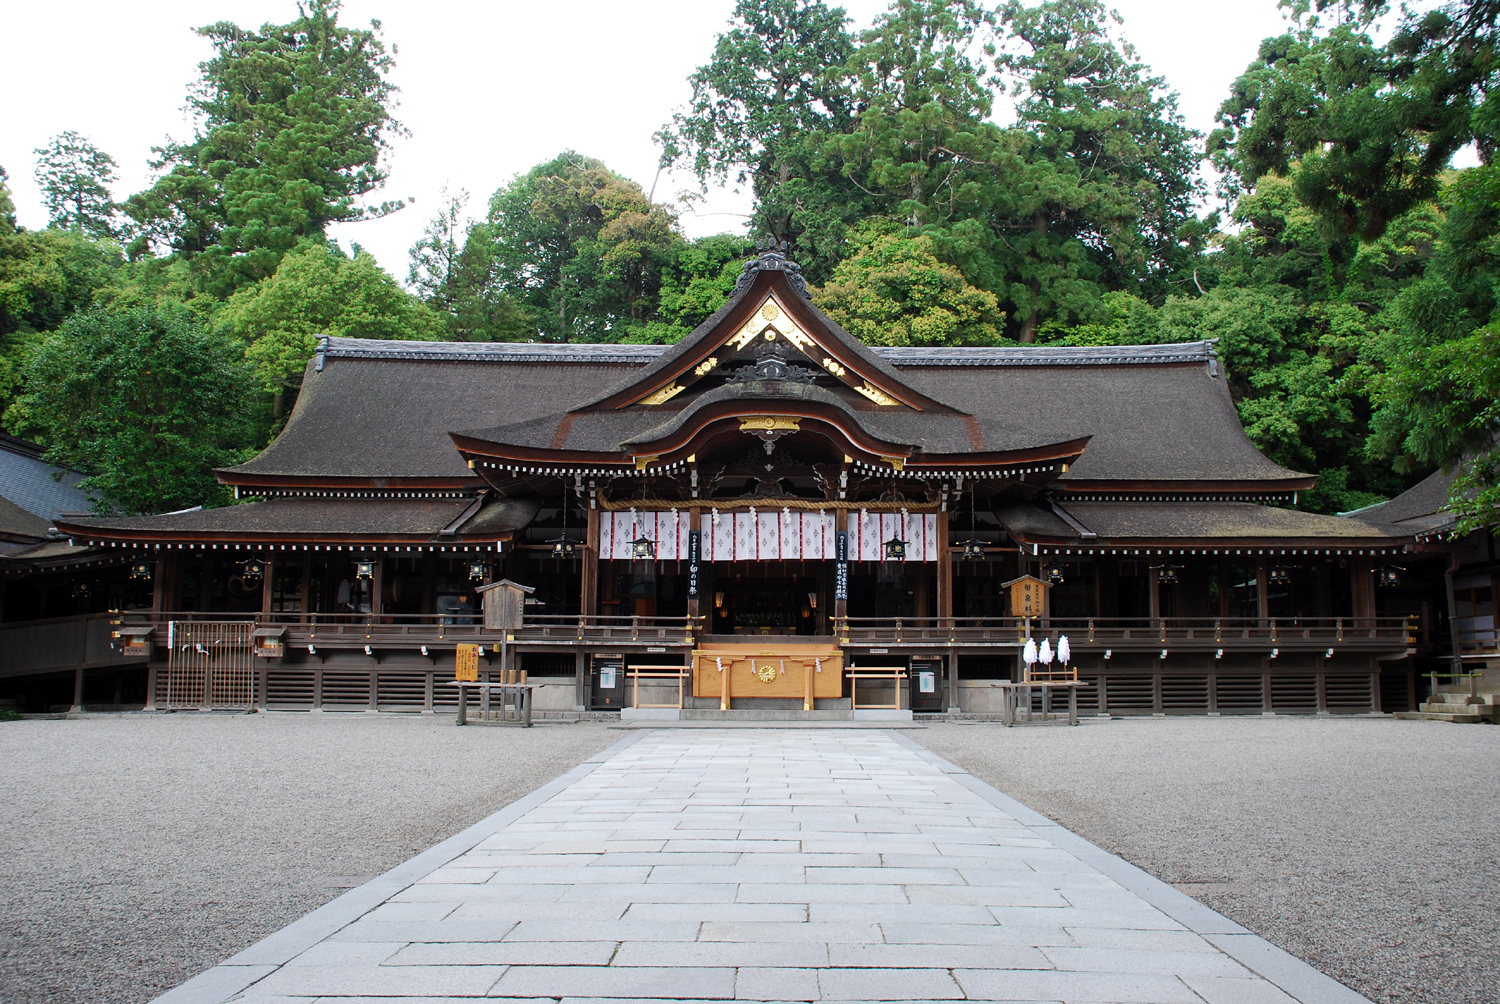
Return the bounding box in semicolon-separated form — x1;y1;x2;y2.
354;560;375;580
1043;560;1065;585
883;536;907;560
1151;562;1181;585
1377;564;1404;588
550;496;578;557
1268;565;1292;586
467;560;487;582
241;558;265;580
631;536;656;559
129;558;153;580
961;538;986;560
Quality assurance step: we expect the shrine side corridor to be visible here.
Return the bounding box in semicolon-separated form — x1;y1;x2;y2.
159;728;1365;1004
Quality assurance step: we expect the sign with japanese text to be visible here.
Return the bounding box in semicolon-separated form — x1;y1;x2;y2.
455;643;481;682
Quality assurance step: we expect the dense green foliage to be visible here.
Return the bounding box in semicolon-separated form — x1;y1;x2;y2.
0;1;430;514
5;0;1500;529
7;304;259;514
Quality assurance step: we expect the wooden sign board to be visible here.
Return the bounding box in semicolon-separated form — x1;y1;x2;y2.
1003;574;1050;618
455;643;481;682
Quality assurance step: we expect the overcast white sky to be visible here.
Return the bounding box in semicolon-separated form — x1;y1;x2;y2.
2;0;1329;281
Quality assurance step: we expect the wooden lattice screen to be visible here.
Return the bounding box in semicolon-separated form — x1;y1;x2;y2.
164;622;256;709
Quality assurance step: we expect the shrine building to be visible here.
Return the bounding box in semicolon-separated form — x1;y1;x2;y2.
38;245;1446;717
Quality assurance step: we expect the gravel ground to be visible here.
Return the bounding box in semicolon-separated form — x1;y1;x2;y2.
0;713;617;1004
3;715;1494;1004
917;716;1500;1004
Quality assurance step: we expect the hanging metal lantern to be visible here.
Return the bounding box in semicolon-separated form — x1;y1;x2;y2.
883;536;908;561
71;581;91;599
1268;565;1292;586
631;536;657;559
241;558;265;580
129;558;153;580
354;560;375;580
960;538;987;560
1044;560;1065;585
1376;564;1404;588
467;560;487;582
549;535;578;558
1152;563;1181;585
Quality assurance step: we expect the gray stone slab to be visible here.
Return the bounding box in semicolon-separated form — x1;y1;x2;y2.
492;964;736;999
151;729;1368;1004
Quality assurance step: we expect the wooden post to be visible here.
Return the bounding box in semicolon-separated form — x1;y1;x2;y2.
720;657;731;711
69;665;85;714
583;507;600;617
301;556;313;622
574;650;587;712
804;658;814;711
1148;566;1161;622
261;556;274;615
371;556;384;616
1256;555;1270;623
936;512;952;619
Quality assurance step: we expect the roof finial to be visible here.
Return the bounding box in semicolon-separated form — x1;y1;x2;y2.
737;237;808;297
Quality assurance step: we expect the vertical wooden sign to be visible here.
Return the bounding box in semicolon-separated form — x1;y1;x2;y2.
455;643;481;682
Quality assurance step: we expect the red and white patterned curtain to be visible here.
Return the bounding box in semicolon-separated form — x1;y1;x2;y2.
598;510;938;562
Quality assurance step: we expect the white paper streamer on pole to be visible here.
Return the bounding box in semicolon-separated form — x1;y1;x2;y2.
1023;638;1038;665
1057;635;1071;665
1038;638;1053;665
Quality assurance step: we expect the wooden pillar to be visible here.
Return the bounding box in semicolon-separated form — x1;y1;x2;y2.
151;553;167;613
70;664;86;714
936;513;952;619
1351;557;1375;621
574;650;587;712
583;507;600;617
201;552;214;612
1256;555;1270;623
301;556;313;622
261;556;274;615
371;556;384;616
914;566;930;618
1148;566;1161;621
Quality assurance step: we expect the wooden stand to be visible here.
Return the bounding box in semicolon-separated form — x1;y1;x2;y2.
451;681;533;726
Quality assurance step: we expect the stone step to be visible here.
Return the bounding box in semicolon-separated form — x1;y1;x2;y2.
1394;710;1492;724
1418;701;1499;717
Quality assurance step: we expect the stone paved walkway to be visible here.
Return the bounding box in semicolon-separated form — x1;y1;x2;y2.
165;729;1368;1004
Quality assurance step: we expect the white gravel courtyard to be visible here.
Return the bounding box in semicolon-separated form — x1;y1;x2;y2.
0;714;1494;1004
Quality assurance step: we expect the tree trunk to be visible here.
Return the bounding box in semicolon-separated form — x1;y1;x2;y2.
1017;212;1048;344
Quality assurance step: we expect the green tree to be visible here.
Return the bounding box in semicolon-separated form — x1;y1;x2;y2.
123;0;405;296
992;0;1202;340
813;228;1003;345
480;152;680;342
406;188;531;341
660;0;862;279
0;167;18;232
33;132;119;238
219;242;441;412
4;304;259;514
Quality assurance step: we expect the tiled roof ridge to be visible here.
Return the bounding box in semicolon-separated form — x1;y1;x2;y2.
319;336;1218;367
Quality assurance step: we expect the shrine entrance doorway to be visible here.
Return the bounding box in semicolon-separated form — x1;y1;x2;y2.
704;572;825;636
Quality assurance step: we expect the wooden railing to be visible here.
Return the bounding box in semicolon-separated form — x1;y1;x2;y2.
836;615;1416;651
0;612;145;679
122;611;702;650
